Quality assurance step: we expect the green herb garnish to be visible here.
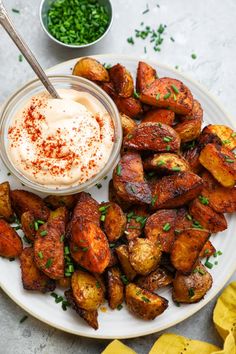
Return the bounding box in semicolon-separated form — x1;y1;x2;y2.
199;195;209;205
163;223;171;232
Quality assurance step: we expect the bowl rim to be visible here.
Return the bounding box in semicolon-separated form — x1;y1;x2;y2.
39;0;114;48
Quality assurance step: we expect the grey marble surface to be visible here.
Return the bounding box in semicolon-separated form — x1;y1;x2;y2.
0;0;236;353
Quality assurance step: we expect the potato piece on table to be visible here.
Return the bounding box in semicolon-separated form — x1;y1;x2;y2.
34;207;67;279
113;152;152;205
11;190;49;220
0;182;13;221
73;57;109;82
114;96;143;119
172;263;213;303
125;207;149;241
20;247;55;292
125;283;168;320
101;202;127;242
129;238;162;275
136;61;157;93
140;78;193;115
141;109;175;126
199;240;216;258
107;267;124;310
123;122;180;152
151;172;204;209
203;124;236;150
70;218;110;274
0;219;22;258
120;113;137;137
143;153;189;174
136;267;173;292
199;143;236;187
110;64;134;98
189;197;227;233
116;245;137;281
21;211;36;242
171;229;210;273
44;194;78;210
109;180;132;211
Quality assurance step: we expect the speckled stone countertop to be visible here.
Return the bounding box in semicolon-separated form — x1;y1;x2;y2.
0;0;236;353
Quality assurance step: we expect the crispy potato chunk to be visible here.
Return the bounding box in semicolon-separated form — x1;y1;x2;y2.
109;180;132;211
203;124;236;150
142;109;175;126
65;289;98;330
102;202;127;242
44;194;78;210
113;152;152;204
136;61;157;93
70;218;110;274
99;81;116;97
129;238;162;275
71;270;104;311
0;219;22;258
123;122;180;152
21;211;36;242
125;283;168;320
107;267;124;309
143;153;189;174
125;207;149;241
0;182;13;221
136;267;173;291
199;240;216;258
171;229;210;273
151;172;203;209
120;113;137;136
140;77;193;115
11;190;49;220
114;96;143;119
145;209;177;253
172;263;212;303
189;198;227;233
73;57;109;82
199;143;236;187
110;64;134;98
20;247;56;292
57;277;71;289
34;207;67;279
174;208;193;232
116;245;137;281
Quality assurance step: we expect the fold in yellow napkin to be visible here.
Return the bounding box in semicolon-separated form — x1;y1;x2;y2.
101;282;236;354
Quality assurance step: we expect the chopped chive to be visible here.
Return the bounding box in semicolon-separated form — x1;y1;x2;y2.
163;223;171;232
205;259;213;269
166;145;171;151
175;65;179;70
19;315;28;323
117;164;122;176
170;37;175;42
142;4;149;14
172;167;181;172
55;296;64;304
222;139;231;145
38;251;43;259
217;250;223;256
191;53;197;59
60;235;65;243
151;195;158;207
64;246;70;255
121;275;129;285
173;94;177;101
130;185;136;193
73;245;79;252
171;84;179;94
109;243;116;248
199;195;209;205
231;132;236;137
82;247;89;252
99;205;110;212
12;8;20;13
225;157;234;163
100;214;106;222
163;92;171;100
141;296;150;303
127;37;135;45
117;304;123;310
156;93;160;101
96;183;102;189
174;229;181;235
37;220;45;225
127;211;134;218
45;258;53;268
136;290;142;296
157;160;165;166
19;54;23;62
62;300;70;311
186;214;192;221
188;288;195;298
127;134;133;139
40;230;48;237
96;281;101;289
133;90;140;99
163;136;173;142
7;172;11;176
34;221;39;231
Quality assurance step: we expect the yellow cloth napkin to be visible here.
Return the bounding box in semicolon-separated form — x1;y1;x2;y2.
101;282;236;354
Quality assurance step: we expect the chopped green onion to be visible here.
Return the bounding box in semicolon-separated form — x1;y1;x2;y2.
166;145;171;151
156;93;160;101
19;315;28;323
100;214;106;222
163;136;173;142
45;258;53;268
40;230;48;237
96;183;102;189
141;296;150;303
60;235;65;243
171;84;179;93
163;223;171;232
121;275;129;285
117;164;122;176
205;259;213;269
157;160;165;166
64;246;70;255
188;288;195;298
12;8;20;13
199;195;209;205
191;53;197;59
172;167;181;172
133;90;140;99
151;195;158;207
82;247;89;252
38;251;43;259
164;92;171;100
117;304;123;310
19;54;23;62
127;37;135;45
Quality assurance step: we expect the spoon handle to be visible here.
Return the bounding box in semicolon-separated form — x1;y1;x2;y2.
0;1;60;99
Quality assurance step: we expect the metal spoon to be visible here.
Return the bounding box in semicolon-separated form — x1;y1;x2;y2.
0;0;60;99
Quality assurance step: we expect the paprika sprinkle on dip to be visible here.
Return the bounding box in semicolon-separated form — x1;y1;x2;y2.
7;89;114;189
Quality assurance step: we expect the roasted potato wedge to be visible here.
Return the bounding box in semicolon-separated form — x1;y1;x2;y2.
102;202;127;242
114;96;143;119
141;109;175;126
21;211;36;242
0;219;22;258
174;208;193;232
70;218;110;274
136;61;157;93
0;182;13;221
110;64;134;98
203;124;236;150
189;197;227;233
71;270;105;311
99;81;116;97
123;122;180;152
20;247;56;292
44;194;78;210
116;244;137;281
171;229;210;273
57;277;71;289
199;143;236;187
120;113;137;137
136;267;173;291
182;145;202;174
73;57;109;82
107;267;124;310
109;179;132;211
151;172;204;209
113;152;152;204
143;153;189;174
11;190;49;220
140;77;193;115
107;249;119;268
125;207;149;241
199;240;216;258
128;238;162;275
172;263;213;303
125;283;168;320
34;207;67;279
145;209;177;253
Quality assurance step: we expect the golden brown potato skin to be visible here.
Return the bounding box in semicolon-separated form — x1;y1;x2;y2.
109;180;132;211
0;219;22;258
128;238;162;275
203;124;236;150
11;190;49;220
142;109;175;126
116;245;137;281
140;77;193;115
20;247;56;293
125;283;168;320
189;198;227;233
57;277;71;289
151;172;204;209
120;113;137;136
174;208;193;232
102;202;127;242
113;152;152;205
110;64;134;98
199;143;236;188
0;182;13;221
123;123;181;152
44;194;78;210
136;267;173;292
114;96;143;119
125;207;149;241
70;218;110;274
172;263;213;303
143;153;189;174
171;229;210;273
107;267;124;309
21;211;36;242
199;240;216;258
71;270;105;311
73;57;109;82
136;61;157;93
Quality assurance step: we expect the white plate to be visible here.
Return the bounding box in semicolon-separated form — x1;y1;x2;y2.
0;54;235;339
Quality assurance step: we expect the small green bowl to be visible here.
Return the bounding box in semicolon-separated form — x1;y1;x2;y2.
39;0;113;48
